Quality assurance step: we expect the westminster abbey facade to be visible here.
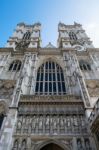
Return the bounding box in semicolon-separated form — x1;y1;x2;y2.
0;22;99;150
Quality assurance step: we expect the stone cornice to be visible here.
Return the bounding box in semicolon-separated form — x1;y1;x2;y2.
19;95;82;104
87;48;99;52
0;47;13;52
0;47;99;55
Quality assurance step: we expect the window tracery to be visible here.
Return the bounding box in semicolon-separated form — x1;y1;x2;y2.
69;32;77;40
79;61;91;71
9;60;21;72
35;61;66;95
22;31;31;40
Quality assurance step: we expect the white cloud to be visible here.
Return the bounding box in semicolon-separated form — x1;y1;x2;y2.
84;23;99;47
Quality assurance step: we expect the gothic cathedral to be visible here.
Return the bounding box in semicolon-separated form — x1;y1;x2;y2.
0;22;99;150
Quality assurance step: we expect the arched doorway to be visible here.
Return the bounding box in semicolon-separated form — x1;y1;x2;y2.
40;143;64;150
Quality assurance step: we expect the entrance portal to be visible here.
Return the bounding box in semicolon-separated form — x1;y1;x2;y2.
40;143;64;150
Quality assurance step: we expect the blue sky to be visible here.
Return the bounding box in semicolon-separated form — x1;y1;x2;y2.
0;0;99;47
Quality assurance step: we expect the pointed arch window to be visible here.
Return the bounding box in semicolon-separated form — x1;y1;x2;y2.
35;61;66;95
69;32;77;40
22;31;31;40
79;60;91;71
9;60;21;72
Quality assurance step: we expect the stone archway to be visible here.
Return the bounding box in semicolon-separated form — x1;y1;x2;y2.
40;143;64;150
35;140;71;150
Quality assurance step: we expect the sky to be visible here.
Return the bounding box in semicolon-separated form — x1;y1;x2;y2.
0;0;99;47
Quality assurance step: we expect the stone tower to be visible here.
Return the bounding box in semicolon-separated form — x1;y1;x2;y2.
0;22;99;150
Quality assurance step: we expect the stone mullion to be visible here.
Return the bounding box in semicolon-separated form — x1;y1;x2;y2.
51;62;54;95
59;66;63;95
11;61;17;79
16;61;20;72
38;68;41;95
55;62;58;95
13;61;20;80
48;61;49;95
43;63;45;95
11;61;15;72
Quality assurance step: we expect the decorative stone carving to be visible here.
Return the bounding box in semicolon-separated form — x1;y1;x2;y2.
16;114;87;135
0;80;15;101
18;103;84;115
77;139;84;150
15;41;30;50
86;80;99;96
84;139;92;150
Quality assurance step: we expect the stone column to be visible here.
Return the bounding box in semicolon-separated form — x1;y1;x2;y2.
0;108;17;150
30;54;38;95
72;137;77;150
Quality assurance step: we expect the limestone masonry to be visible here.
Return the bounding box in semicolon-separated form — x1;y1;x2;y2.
0;22;99;150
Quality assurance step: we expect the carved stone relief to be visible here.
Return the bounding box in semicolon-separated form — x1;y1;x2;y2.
86;80;99;96
0;80;15;101
15;113;87;135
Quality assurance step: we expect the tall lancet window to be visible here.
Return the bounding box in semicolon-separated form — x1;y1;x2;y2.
35;61;66;95
69;32;77;40
22;31;31;40
9;60;21;72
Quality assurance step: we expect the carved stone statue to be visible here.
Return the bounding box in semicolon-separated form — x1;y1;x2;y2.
77;139;84;150
85;139;91;150
21;140;27;150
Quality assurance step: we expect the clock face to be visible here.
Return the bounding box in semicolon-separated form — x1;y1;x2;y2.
74;46;85;51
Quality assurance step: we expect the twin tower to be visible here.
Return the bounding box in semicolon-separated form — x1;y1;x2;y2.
6;22;93;49
0;22;99;150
